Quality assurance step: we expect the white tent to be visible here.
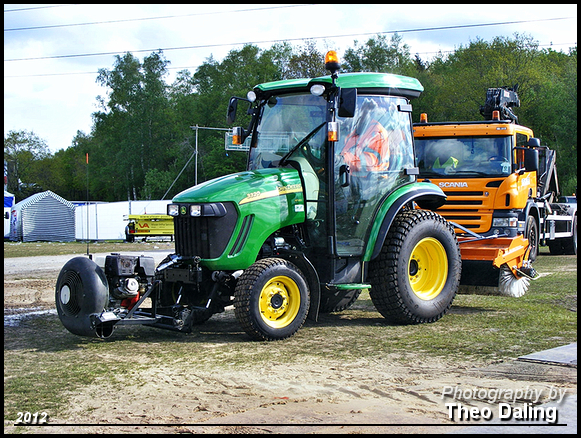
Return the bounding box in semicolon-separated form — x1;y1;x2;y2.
75;199;171;240
10;190;75;242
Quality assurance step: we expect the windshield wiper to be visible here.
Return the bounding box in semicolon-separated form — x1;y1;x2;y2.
452;170;490;176
279;122;326;166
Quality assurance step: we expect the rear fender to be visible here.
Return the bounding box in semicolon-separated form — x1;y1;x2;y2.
365;183;446;261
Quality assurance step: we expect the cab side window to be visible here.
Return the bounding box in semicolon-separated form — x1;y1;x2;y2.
516;132;529;148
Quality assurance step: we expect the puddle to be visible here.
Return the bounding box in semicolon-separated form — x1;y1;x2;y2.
4;307;57;327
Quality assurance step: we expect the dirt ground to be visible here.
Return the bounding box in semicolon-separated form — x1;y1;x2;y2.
4;252;577;434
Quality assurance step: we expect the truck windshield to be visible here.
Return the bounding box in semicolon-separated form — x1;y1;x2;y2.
248;93;327;171
415;136;512;177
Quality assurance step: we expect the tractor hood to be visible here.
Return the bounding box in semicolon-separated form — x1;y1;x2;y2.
173;167;304;212
171;167;306;270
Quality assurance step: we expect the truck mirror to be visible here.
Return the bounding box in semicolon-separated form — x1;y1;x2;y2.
338;88;357;118
527;137;541;148
226;97;238;124
524;148;539;172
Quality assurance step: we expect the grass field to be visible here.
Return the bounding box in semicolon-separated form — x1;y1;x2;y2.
3;243;577;423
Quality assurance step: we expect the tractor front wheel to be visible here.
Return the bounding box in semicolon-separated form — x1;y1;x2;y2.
368;210;461;324
234;258;310;341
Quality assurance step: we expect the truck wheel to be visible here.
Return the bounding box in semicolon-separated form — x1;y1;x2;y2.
55;257;110;337
548;240;565;255
562;215;577;255
368;210;461;324
525;216;539;261
234;258;310;341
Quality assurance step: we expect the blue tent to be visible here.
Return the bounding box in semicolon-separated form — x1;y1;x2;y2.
4;190;15;238
4;190;14;208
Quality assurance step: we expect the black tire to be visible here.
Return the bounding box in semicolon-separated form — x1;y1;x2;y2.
234;258;310;341
368;210;461;324
319;289;361;313
124;225;135;243
548;240;565;255
525;216;539;261
562;215;577;255
55;257;110;337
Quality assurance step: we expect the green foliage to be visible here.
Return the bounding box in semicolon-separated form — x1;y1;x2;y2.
11;35;577;201
414;34;576;193
4;130;51;199
343;33;415;75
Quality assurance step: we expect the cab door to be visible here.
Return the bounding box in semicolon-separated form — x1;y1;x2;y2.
334;95;416;256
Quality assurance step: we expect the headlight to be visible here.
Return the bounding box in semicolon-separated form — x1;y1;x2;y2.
167;202;228;218
167;204;179;217
310;84;325;96
190;205;202;217
492;217;518;227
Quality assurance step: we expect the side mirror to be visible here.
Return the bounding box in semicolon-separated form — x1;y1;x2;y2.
527;137;541;148
226;97;238;125
524;148;539;172
338;88;357;118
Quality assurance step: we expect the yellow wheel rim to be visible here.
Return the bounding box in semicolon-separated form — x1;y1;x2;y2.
408;237;448;300
259;276;301;328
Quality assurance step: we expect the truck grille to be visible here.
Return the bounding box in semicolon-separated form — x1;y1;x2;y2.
173;202;238;259
439;191;491;232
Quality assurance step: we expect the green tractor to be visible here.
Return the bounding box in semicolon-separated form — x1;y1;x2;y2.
55;52;461;341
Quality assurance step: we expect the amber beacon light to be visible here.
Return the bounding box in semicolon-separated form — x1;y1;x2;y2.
325;50;340;73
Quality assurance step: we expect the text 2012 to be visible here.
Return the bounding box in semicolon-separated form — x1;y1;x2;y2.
15;411;49;425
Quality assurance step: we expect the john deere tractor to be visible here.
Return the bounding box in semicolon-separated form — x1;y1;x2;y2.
55;52;461;341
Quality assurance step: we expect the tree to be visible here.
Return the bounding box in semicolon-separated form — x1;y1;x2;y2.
20;36;574;205
92;51;178;201
416;34;543;122
47;131;93;201
285;40;327;79
343;33;415;75
4;130;51;198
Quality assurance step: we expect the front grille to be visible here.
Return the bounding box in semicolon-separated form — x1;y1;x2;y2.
445;200;483;206
174;202;238;259
445;191;484;196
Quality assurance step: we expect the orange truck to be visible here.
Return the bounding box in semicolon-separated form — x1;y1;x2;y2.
124;214;174;242
414;86;577;297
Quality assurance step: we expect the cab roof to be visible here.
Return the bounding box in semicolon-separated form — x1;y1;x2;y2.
254;72;423;99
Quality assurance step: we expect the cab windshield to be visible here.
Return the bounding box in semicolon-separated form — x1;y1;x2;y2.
248;93;327;171
415;136;512;177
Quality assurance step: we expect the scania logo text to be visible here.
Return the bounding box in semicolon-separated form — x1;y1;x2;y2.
439;182;469;188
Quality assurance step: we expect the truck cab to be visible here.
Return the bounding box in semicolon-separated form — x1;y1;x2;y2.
414;118;536;240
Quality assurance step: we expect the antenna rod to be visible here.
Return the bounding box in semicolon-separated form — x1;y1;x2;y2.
86;152;91;259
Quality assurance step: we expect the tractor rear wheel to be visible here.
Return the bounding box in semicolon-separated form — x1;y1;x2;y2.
234;258;310;341
368;210;461;324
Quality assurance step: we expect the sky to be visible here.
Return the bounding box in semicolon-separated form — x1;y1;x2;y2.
4;4;578;153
